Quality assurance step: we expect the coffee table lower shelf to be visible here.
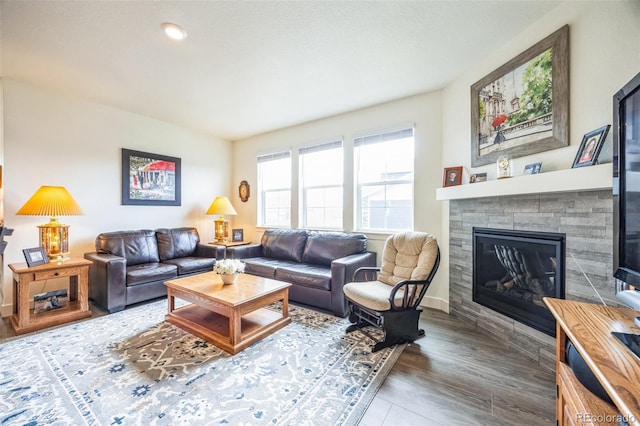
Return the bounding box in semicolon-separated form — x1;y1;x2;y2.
166;304;291;354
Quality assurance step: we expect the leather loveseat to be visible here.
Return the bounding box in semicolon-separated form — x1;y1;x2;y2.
84;227;223;313
228;229;376;317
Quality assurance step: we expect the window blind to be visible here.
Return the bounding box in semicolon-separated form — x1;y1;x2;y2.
257;150;291;163
299;140;342;155
353;125;414;147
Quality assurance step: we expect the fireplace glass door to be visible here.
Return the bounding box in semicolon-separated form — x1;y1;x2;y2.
473;227;565;336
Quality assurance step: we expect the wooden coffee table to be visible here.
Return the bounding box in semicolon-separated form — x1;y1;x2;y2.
164;272;291;354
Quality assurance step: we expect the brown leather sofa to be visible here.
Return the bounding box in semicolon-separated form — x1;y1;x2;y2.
84;227;223;313
228;229;376;317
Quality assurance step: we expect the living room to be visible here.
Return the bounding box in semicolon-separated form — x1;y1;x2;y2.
0;0;639;424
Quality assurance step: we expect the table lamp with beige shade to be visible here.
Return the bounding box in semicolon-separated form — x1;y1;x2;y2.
206;196;237;243
16;186;84;260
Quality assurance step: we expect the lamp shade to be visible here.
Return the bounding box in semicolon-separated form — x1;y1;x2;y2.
16;186;84;217
206;196;237;216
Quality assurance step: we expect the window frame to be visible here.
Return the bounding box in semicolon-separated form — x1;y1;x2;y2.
298;140;344;230
257;150;292;228
354;126;415;233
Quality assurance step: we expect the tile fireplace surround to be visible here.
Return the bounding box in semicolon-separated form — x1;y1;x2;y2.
437;164;615;370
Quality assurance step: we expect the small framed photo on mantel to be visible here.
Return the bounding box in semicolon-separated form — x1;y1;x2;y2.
470;173;487;183
572;125;610;168
523;162;542;175
443;166;463;187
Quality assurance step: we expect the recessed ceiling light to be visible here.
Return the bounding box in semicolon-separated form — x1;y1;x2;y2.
161;22;187;41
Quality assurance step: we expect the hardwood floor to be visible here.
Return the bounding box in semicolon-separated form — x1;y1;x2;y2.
0;304;556;425
361;309;556;426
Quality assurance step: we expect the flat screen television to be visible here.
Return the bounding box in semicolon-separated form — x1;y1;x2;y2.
614;71;640;293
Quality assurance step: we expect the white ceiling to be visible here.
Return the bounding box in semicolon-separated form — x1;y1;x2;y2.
0;0;562;141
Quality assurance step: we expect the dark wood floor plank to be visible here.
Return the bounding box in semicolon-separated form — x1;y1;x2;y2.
367;308;556;425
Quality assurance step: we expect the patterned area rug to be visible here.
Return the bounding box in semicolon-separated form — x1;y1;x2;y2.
0;300;404;425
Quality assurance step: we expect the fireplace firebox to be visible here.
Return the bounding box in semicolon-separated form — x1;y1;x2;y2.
473;227;565;336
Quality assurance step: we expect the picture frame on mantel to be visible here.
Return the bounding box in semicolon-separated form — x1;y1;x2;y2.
443;166;463;187
572;125;610;168
470;25;569;167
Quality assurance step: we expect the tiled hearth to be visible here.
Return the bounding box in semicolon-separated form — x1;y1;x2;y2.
448;189;614;370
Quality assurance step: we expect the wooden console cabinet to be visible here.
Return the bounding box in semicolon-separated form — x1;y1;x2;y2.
545;298;640;425
9;258;92;335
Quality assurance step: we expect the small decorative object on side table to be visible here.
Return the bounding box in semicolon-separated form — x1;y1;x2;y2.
22;246;48;267
232;229;244;242
8;258;92;335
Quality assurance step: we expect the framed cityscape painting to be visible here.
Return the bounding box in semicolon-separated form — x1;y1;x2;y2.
471;25;569;167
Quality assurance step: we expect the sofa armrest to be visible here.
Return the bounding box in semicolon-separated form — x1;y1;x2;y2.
330;251;377;317
84;252;127;313
227;244;263;259
196;243;225;260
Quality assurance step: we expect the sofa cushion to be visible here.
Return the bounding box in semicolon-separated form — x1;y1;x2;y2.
261;229;308;263
242;257;299;279
156;227;200;261
275;264;332;291
96;230;160;266
163;257;215;275
126;263;177;286
301;231;367;266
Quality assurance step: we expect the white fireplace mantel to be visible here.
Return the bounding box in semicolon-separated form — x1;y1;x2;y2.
435;163;613;201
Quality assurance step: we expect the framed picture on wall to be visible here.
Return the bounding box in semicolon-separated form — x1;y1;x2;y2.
121;148;182;206
470;25;569;167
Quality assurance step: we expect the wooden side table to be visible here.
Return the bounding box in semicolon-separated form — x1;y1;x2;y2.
208;241;251;259
544;297;640;425
8;257;92;335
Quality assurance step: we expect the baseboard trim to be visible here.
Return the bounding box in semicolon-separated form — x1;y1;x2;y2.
1;303;13;318
421;296;449;314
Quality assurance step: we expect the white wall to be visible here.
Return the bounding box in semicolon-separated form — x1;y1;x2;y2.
0;79;232;315
440;0;640;306
443;1;640;177
231;92;449;311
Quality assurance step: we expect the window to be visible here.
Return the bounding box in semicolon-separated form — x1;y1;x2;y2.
257;151;291;227
299;140;343;229
354;126;414;231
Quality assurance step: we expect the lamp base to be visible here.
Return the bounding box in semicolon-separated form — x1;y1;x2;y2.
38;219;70;259
214;217;229;244
48;254;71;263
